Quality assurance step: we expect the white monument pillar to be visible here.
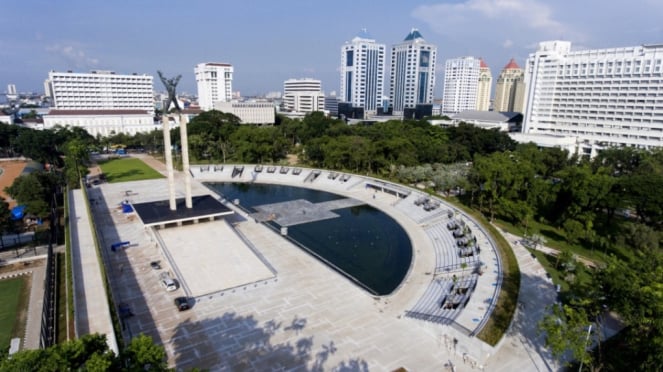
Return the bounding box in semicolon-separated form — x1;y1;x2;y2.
163;116;177;211
179;114;193;208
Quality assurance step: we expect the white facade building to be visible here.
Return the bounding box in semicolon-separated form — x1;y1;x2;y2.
283;78;325;113
195;62;233;111
43;110;155;137
46;70;154;115
389;29;437;116
214;101;275;124
523;41;663;154
340;31;386;117
442;57;481;114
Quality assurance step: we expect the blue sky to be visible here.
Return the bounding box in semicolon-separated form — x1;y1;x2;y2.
1;0;662;98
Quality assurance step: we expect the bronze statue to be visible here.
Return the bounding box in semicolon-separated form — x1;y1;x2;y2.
157;71;182;112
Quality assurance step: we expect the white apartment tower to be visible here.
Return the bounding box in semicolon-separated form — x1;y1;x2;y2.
389;29;437;116
523;41;663;152
340;30;386;116
442;57;481;114
283;78;325;112
195;62;233;111
494;58;526;112
476;59;492;111
46;70;154;114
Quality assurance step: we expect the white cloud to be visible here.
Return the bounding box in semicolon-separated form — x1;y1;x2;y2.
46;43;99;68
411;0;579;50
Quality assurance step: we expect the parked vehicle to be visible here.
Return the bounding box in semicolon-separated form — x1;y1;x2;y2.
159;272;178;292
174;297;190;311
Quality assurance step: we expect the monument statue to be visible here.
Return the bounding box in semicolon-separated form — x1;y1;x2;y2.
157;70;182;112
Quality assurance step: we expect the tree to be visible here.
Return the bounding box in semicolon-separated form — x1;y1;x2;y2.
0;333;168;371
120;334;168;371
539;305;595;369
4;172;59;218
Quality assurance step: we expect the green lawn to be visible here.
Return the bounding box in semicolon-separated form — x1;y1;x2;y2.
0;277;27;351
98;157;164;183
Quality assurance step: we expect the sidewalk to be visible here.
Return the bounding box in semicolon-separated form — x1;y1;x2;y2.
501;230;598;268
69;188;118;354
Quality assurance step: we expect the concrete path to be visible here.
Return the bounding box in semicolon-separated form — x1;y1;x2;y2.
69;189;118;354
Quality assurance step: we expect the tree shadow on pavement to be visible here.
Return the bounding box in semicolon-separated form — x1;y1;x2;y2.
170;311;369;371
501;271;559;371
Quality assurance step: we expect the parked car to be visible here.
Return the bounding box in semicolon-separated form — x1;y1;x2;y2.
159;272;178;292
150;261;161;270
174;297;190;311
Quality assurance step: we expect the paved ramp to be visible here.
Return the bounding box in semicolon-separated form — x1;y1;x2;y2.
252;198;365;227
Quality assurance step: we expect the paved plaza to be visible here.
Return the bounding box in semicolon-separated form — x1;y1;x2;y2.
78;156;559;371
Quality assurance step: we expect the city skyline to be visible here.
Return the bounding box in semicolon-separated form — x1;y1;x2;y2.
1;0;662;97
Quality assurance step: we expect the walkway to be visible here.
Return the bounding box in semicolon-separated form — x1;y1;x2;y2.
69;189;118;354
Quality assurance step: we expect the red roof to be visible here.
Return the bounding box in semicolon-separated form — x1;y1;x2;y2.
480;58;488;68
504;58;520;69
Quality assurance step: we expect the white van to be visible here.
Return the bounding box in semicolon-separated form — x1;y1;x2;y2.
159;272;178;292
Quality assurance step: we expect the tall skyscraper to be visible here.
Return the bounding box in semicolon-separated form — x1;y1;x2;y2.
6;84;17;101
340;30;386;117
476;59;492;111
46;70;154;114
523;41;663;153
389;29;437;116
283;78;325;113
493;58;525;113
195;62;233;111
442;56;481;114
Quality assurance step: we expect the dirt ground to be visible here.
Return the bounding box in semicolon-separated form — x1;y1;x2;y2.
0;160;27;209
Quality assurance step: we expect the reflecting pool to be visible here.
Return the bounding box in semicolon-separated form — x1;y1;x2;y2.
206;183;413;295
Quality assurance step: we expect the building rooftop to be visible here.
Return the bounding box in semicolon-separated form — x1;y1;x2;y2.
48;109;150;116
480;58;489;68
504;58;520;70
452;110;521;123
403;28;424;41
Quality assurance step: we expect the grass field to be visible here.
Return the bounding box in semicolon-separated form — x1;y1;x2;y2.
0;277;28;351
98;157;164;183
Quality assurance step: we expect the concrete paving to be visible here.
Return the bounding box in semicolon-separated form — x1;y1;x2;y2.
69;189;118;354
80;155;560;371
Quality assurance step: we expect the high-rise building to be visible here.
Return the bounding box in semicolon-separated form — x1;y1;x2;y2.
389;29;437;116
283;78;325;113
195;62;233;111
476;59;492;111
340;30;386;117
442;56;481;114
523;41;663;153
6;84;17;101
46;70;154;114
494;58;525;113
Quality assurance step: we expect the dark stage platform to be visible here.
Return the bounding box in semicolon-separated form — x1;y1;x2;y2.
132;195;234;227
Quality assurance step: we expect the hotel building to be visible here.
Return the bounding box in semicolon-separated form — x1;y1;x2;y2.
45;70;154;114
283;78;325;113
476;59;492;111
389;29;437;116
195;62;234;111
43;70;155;136
442;57;481;114
340;31;386;117
494;59;526;113
523;41;663;154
